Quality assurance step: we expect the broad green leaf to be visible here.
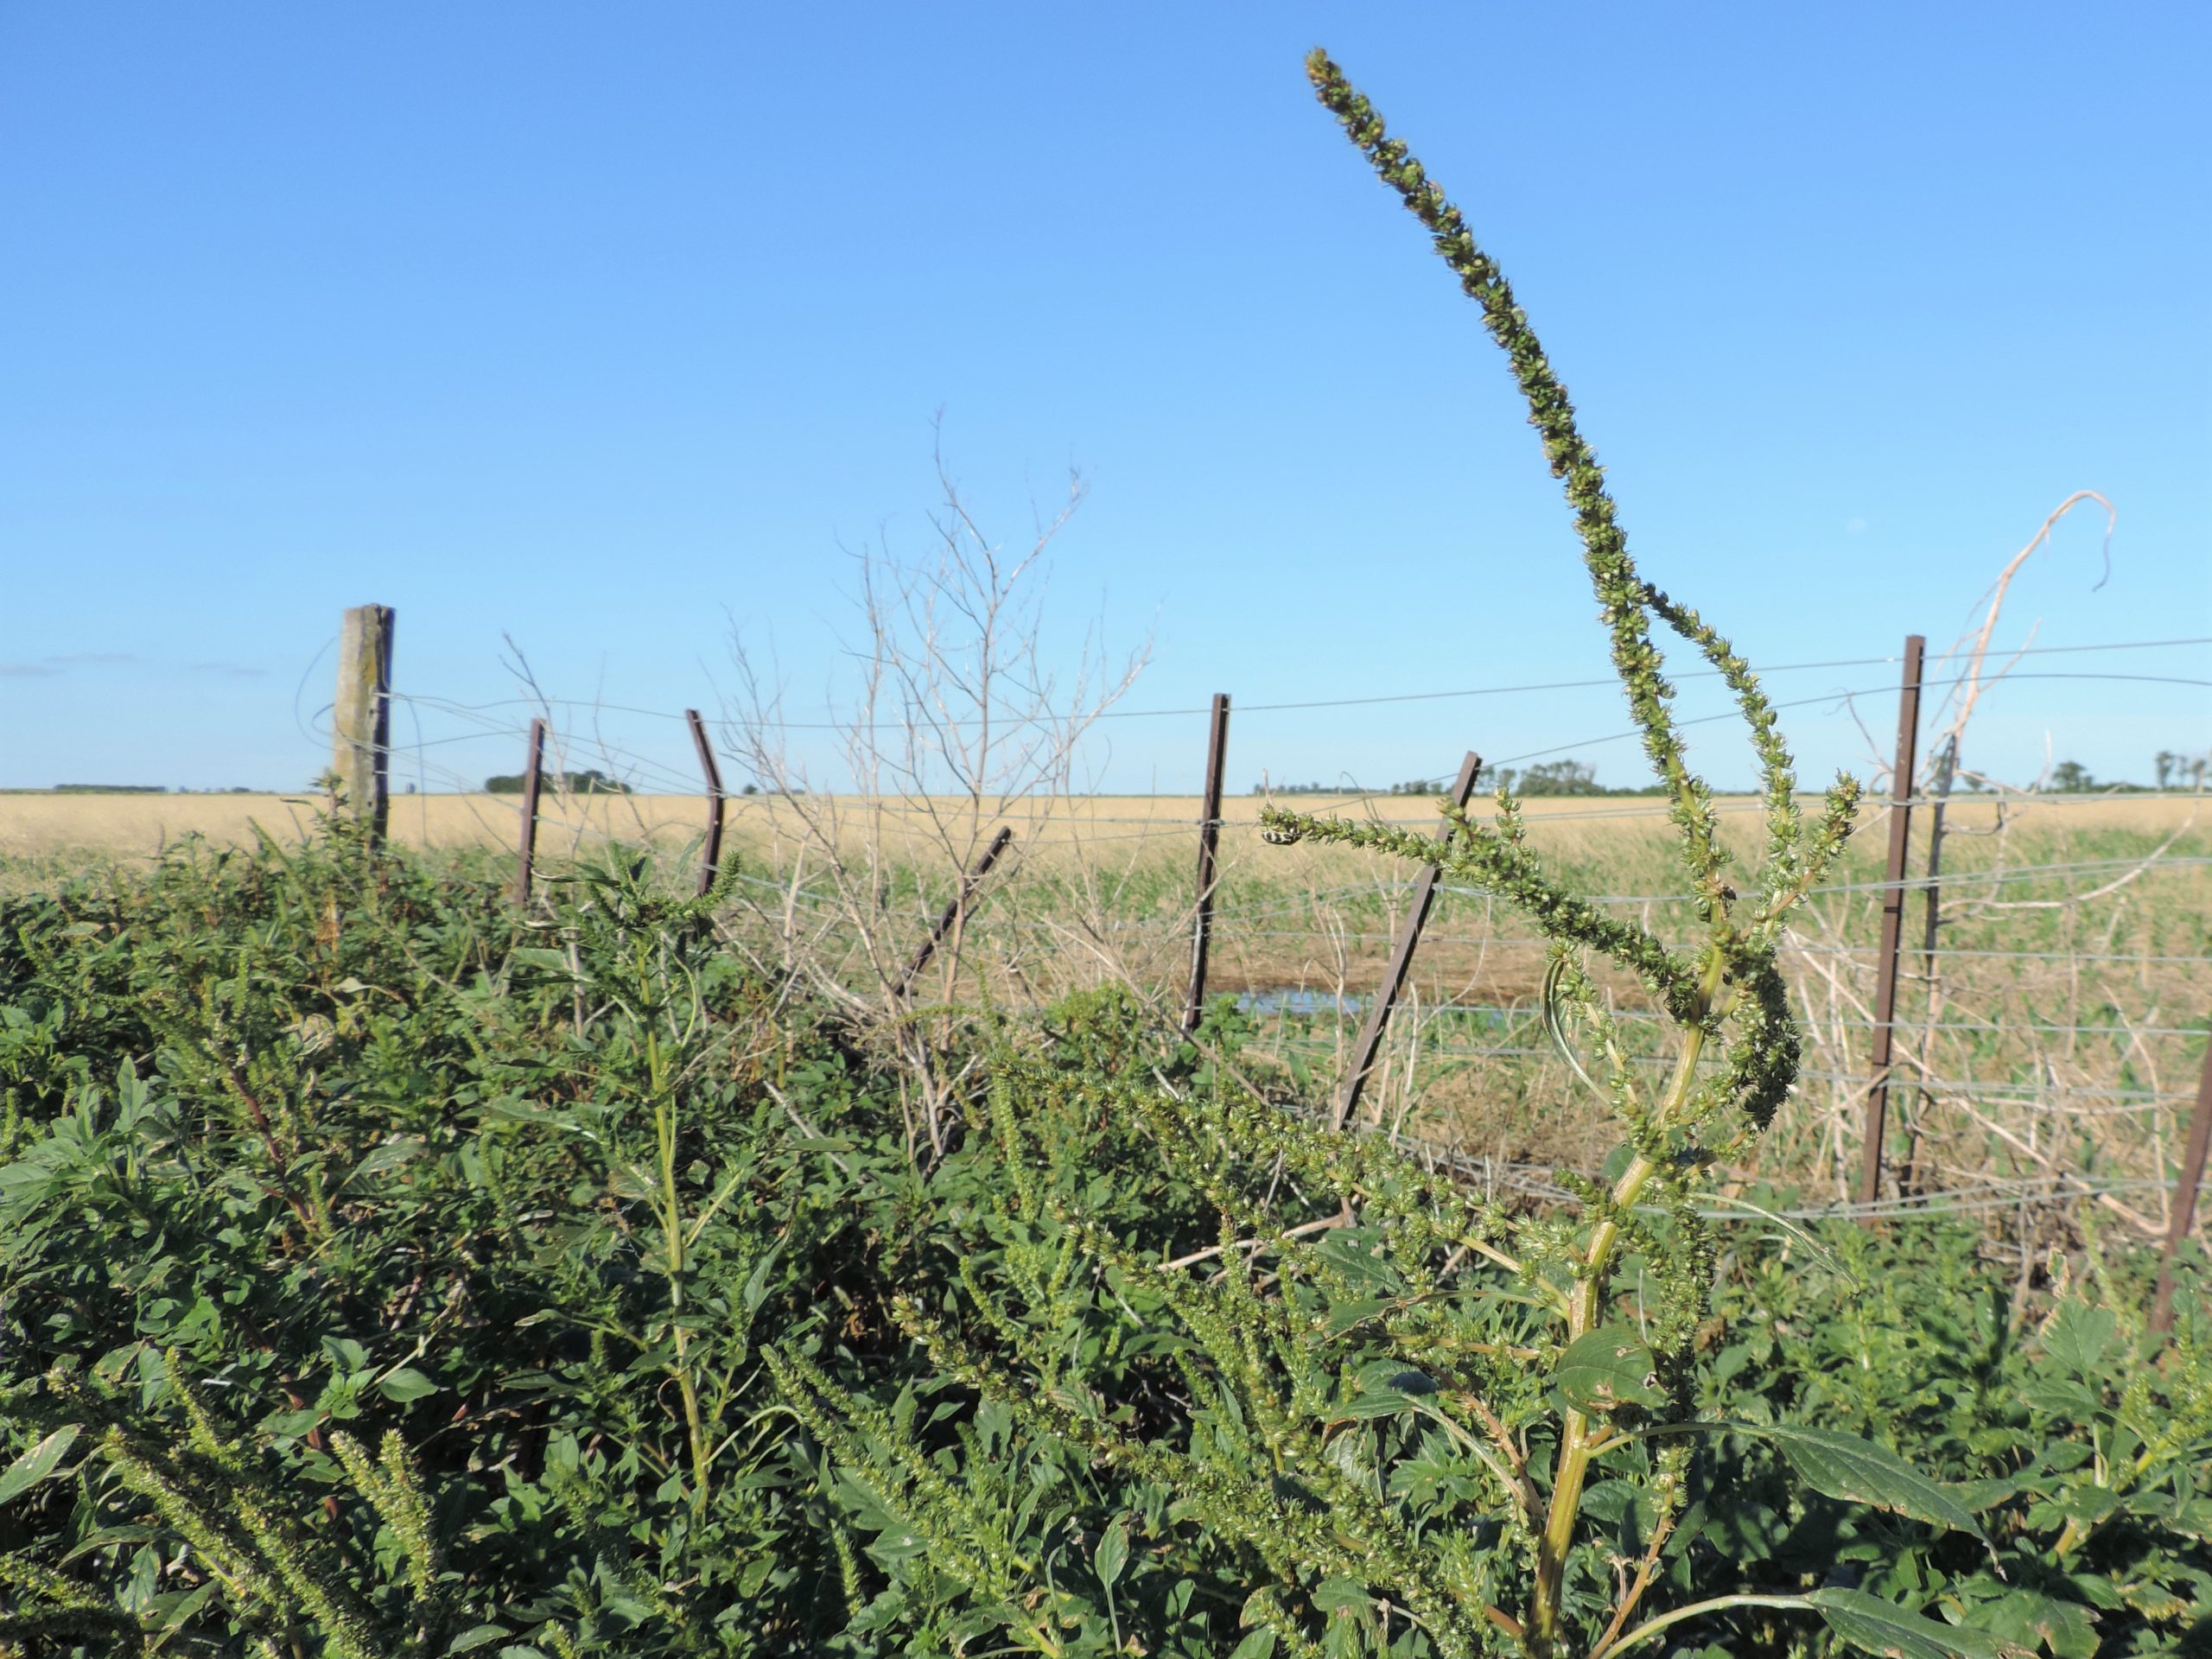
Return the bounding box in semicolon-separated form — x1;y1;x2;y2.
1312;1578;1375;1614
2056;1484;2124;1528
1552;1325;1665;1414
1320;1298;1397;1338
1808;1588;2024;1659
149;1580;219;1643
1948;1477;2021;1512
1338;1367;1436;1420
2042;1302;2117;1378
445;1628;512;1656
349;1138;425;1180
2061;1573;2125;1611
322;1336;370;1373
1743;1423;1986;1541
1094;1515;1128;1591
378;1367;441;1403
1315;1231;1402;1294
0;1425;81;1507
1982;1589;2100;1659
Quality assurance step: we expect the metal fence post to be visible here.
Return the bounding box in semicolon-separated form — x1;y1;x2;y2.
2151;1042;2212;1333
513;718;545;906
332;604;395;844
1183;693;1231;1034
896;827;1015;1001
1899;732;1958;1194
1858;632;1926;1216
685;709;727;898
1332;751;1484;1131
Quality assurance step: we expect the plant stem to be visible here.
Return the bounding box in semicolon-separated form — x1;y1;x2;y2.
1592;1593;1813;1659
645;982;713;1515
1529;943;1727;1656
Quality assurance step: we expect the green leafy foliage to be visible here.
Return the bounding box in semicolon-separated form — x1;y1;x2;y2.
0;823;906;1653
3;828;2209;1657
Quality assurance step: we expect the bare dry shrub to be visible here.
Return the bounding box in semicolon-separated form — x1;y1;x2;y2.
713;440;1148;1154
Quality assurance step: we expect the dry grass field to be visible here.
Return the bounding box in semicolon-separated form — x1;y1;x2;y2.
3;785;2199;864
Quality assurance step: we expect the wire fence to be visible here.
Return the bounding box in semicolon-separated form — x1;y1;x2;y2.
54;619;2209;1243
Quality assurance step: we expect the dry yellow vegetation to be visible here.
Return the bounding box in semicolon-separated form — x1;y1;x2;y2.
3;786;2198;864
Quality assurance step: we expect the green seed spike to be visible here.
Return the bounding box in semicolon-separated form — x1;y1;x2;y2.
1302;47;1730;894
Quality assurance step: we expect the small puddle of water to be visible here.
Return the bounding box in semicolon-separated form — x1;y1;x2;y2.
1235;988;1514;1027
1236;988;1364;1016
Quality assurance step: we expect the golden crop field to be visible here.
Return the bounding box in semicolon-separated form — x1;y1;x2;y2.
3;785;2200;864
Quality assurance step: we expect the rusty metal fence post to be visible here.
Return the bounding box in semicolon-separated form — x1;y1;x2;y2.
513;718;546;906
1182;693;1231;1034
685;709;727;898
1898;731;1959;1195
1857;633;1926;1216
896;826;1015;1001
2151;1042;2212;1333
1332;751;1484;1131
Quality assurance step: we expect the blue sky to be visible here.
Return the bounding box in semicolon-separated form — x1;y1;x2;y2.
3;3;2205;795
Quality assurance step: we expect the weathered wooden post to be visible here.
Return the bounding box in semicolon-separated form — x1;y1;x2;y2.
1332;751;1484;1131
1857;632;1925;1217
1183;693;1231;1034
685;709;727;898
332;605;395;843
513;718;546;906
2151;1042;2212;1334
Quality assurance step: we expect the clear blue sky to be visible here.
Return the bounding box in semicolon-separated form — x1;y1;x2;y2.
3;4;2206;795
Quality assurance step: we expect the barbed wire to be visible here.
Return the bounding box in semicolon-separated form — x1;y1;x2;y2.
28;626;2204;1239
1241;999;2209;1041
361;633;2212;733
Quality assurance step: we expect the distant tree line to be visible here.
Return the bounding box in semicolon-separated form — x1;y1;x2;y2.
1254;750;2207;801
1255;760;1662;798
1261;760;1666;798
2045;752;2208;794
483;769;632;795
2152;750;2209;791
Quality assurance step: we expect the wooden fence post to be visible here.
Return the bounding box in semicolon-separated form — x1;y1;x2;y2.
1857;632;1925;1217
332;605;395;843
513;718;545;906
1182;693;1231;1034
1332;751;1484;1132
896;826;1014;1001
685;709;727;898
2151;1042;2212;1333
